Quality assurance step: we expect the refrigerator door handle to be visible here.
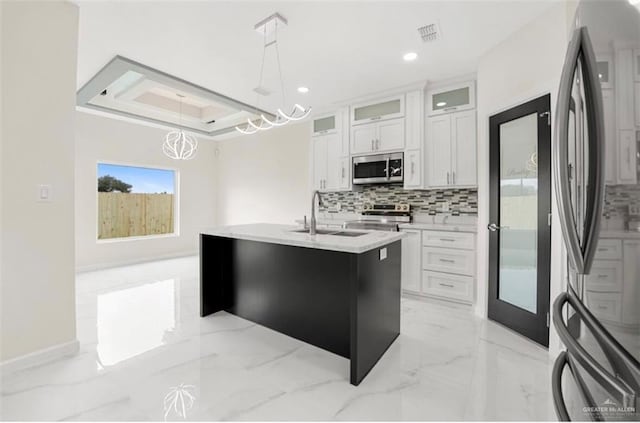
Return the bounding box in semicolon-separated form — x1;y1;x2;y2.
554;27;606;275
553;288;640;409
578;27;606;275
554;26;586;274
552;351;604;422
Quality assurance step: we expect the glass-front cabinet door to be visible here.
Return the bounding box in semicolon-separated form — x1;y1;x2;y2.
351;95;405;125
427;81;475;116
312;115;337;136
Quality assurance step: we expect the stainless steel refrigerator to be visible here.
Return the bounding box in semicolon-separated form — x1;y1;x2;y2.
552;0;640;420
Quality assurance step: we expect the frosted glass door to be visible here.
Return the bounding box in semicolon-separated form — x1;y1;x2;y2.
498;113;539;313
488;94;551;347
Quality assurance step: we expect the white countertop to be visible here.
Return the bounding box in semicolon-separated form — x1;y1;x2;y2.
201;223;404;254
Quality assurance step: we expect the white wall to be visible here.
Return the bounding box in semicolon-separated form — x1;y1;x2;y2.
215;122;311;226
1;1;79;362
475;2;576;356
75;112;218;271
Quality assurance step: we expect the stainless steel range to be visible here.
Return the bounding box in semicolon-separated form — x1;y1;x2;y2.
344;203;411;232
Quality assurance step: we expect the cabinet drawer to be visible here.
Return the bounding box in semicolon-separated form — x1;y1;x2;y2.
422;271;473;303
585;291;622;322
595;239;623;260
585;260;623;292
422;247;475;276
422;230;475;250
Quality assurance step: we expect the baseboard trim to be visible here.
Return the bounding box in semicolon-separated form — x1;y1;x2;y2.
75;250;197;273
0;339;80;375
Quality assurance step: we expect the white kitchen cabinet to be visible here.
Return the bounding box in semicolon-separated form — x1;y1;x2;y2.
617;129;637;184
311;108;350;192
426;80;475;116
602;89;617;184
595;239;623;260
615;49;635;130
351;95;405;126
404;149;422;188
426;110;477;188
622;240;640;325
597;54;614;89
350;118;404;154
403;90;424;189
312;136;328;191
422;271;474;303
312;114;338;136
451;111;477;186
422;246;476;276
585;260;623;292
405;90;424;150
635;82;640;127
312;133;347;192
427;114;452;186
401;229;421;294
585;291;622;323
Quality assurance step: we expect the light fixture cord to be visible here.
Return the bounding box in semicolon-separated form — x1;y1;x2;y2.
255;24;268;107
274;20;287;109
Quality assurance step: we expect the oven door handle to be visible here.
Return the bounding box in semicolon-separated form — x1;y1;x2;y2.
386;157;390;180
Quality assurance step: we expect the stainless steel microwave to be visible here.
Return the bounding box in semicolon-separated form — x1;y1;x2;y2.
352;152;403;185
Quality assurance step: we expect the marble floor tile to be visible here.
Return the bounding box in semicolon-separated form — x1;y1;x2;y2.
0;256;555;421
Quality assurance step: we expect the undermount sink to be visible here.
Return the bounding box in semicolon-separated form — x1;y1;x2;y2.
291;229;367;237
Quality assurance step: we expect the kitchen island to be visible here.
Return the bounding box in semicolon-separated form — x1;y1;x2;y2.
200;223;403;385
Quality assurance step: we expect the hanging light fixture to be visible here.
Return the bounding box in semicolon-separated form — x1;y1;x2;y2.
163;94;198;160
235;13;311;135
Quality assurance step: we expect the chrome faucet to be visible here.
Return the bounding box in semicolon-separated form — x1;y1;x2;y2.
310;190;323;235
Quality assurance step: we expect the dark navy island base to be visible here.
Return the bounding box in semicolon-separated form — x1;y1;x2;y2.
200;234;401;386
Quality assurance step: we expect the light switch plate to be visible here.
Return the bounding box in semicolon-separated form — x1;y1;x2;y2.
379;247;387;260
37;184;53;202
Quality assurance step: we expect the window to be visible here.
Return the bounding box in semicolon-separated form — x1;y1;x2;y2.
97;163;177;240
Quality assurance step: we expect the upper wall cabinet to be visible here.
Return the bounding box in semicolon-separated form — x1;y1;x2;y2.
597;54;614;89
311;108;350;191
351;95;405;126
351;118;405;154
426;110;477;188
426;81;476;116
312;115;337;136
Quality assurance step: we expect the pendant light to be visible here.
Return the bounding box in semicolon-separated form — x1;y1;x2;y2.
163;94;198;160
235;13;311;135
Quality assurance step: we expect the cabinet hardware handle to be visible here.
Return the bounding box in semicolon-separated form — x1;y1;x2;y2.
371;116;381;121
627;147;631;166
440;238;455;242
597;305;607;310
439;258;455;263
598;248;608;252
342;167;345;179
411;162;415;175
376;139;380;150
444;107;458;112
439;283;455;288
371;140;374;151
453;171;456;184
597;274;608;279
447;172;450;184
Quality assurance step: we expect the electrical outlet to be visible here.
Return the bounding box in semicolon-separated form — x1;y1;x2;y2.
37;184;53;202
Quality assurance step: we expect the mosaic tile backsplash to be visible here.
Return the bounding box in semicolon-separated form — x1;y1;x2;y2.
603;184;640;218
319;185;478;215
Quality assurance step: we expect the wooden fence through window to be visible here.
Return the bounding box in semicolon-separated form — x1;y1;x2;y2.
98;192;174;239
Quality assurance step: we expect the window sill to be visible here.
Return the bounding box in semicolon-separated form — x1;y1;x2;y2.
96;232;180;244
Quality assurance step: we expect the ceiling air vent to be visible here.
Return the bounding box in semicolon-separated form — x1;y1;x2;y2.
417;23;440;42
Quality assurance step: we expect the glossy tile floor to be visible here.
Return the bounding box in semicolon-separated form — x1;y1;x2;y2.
0;257;555;421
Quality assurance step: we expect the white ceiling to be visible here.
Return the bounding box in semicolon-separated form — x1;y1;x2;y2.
76;1;560;116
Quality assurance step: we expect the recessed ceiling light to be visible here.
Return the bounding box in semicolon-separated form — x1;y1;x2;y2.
403;52;418;62
297;86;309;94
436;101;447;107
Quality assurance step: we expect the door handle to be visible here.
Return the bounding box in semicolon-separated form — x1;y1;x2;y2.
487;223;505;232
